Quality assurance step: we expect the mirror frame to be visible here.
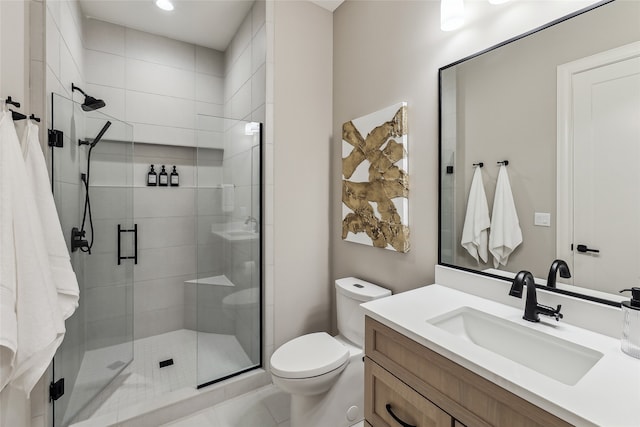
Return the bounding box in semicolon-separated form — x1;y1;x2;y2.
437;0;621;308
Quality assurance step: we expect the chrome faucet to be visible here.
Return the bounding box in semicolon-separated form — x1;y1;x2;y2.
510;270;563;322
546;259;571;288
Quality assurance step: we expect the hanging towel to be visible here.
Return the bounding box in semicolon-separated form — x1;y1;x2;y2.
489;165;523;268
222;184;234;213
21;120;79;320
0;111;66;395
0;110;18;391
461;167;490;264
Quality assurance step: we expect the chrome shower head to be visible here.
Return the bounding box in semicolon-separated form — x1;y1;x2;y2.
72;83;106;111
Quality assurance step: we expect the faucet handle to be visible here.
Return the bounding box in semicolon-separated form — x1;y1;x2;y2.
537;303;563;321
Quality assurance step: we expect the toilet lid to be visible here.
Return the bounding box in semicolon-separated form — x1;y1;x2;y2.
270;332;349;379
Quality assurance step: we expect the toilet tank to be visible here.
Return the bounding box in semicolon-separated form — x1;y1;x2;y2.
335;277;391;347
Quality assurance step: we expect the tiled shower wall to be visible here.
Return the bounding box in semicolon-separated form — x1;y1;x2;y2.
82;2;266;341
36;1;267;424
45;1;88;422
440;69;457;263
44;0;266;348
82;19;225;146
82;19;225;340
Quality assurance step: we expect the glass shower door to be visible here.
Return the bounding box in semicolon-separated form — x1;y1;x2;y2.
195;115;262;387
51;94;134;426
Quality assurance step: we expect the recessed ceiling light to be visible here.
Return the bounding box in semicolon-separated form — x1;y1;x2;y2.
155;0;174;11
441;0;465;31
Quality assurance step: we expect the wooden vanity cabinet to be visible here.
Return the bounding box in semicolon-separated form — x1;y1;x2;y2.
364;316;572;427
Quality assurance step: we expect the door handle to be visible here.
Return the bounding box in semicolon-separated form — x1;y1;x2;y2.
576;244;599;254
118;224;138;265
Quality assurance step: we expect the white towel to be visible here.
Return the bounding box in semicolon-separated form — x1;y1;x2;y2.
222;184;234;213
461;167;490;264
21;120;79;320
489;165;523;268
0;111;66;395
0;110;18;391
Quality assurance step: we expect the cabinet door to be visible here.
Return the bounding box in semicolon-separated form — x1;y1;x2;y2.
366;358;452;427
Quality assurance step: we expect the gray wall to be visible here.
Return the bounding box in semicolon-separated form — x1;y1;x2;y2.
331;1;602;305
273;1;333;348
450;0;640;278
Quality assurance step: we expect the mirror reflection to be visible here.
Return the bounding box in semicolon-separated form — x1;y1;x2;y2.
439;0;640;303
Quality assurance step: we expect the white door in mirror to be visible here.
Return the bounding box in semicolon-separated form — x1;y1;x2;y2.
571;55;640;293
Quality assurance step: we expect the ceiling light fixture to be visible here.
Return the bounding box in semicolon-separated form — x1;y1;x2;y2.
155;0;174;11
441;0;465;31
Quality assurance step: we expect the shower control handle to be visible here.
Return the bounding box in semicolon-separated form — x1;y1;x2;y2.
71;227;89;253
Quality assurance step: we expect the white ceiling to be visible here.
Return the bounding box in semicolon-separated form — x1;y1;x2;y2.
79;0;344;52
79;0;255;51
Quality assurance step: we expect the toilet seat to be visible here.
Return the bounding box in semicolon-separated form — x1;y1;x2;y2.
271;332;349;379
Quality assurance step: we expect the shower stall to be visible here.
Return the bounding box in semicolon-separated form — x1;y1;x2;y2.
50;94;262;426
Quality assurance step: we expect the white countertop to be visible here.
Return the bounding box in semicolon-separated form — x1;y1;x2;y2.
361;284;640;427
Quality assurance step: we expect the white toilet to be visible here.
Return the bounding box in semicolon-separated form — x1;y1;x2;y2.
270;277;391;427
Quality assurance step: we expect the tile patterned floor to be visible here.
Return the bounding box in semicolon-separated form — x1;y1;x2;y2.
162;384;291;427
69;329;253;424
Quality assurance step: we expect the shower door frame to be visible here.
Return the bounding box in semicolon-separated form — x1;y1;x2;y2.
50;93;135;426
195;120;264;390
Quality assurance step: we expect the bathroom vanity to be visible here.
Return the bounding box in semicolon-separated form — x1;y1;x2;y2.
362;283;640;427
364;317;570;426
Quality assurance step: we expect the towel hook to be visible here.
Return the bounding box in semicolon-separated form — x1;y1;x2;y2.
10;109;27;121
473;162;484;168
29;114;41;123
497;160;509;166
4;96;21;108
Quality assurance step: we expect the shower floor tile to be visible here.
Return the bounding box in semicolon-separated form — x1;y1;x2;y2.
71;329;252;423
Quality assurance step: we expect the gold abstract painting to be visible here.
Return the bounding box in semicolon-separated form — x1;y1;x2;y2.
342;102;409;252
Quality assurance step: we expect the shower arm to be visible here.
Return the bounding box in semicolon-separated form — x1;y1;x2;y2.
71;83;86;96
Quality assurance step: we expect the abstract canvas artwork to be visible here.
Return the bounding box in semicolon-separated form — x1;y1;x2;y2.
341;102;409;252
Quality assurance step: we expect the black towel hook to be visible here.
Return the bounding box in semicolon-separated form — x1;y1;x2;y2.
497;160;509;166
29;114;41;122
473;162;484;168
10;109;27;121
5;96;21;108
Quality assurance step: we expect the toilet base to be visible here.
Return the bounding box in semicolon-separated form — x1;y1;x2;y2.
289;357;364;427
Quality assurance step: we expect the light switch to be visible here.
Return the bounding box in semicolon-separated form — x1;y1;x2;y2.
534;212;551;227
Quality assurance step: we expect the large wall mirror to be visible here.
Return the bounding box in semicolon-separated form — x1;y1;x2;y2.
439;0;640;306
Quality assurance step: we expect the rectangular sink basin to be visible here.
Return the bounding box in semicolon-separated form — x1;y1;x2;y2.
427;307;603;386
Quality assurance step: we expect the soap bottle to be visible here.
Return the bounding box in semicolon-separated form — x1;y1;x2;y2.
170;165;179;187
620;287;640;359
159;165;168;186
147;164;158;186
